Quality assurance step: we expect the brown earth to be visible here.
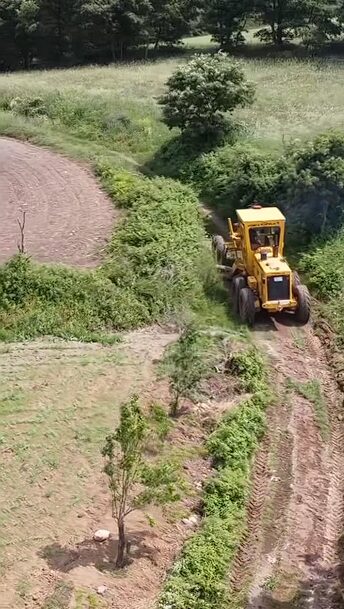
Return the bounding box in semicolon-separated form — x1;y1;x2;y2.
230;315;344;609
0;137;116;267
0;325;237;609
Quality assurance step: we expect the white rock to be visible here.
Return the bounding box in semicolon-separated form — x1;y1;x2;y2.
97;585;107;596
93;529;110;542
182;514;200;528
189;514;200;525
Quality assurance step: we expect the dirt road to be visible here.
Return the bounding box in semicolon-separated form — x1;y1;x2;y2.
231;316;344;609
0;138;116;266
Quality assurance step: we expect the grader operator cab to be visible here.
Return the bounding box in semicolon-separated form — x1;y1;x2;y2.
212;205;311;326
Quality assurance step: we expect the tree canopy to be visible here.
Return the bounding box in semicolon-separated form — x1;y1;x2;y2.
1;0;344;69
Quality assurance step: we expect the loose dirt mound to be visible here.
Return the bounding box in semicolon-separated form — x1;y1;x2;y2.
0;138;116;266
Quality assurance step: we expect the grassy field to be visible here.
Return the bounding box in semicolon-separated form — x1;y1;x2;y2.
1;36;344;164
0;330;183;607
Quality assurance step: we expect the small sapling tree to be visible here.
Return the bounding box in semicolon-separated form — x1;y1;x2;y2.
102;396;180;568
165;324;211;417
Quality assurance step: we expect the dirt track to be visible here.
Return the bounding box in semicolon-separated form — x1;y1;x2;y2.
231;317;344;609
0;138;116;266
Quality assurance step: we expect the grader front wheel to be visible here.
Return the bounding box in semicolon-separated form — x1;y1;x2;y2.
231;275;246;314
239;287;256;326
294;284;311;325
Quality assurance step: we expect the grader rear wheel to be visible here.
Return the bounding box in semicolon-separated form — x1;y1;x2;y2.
212;235;226;264
293;271;301;288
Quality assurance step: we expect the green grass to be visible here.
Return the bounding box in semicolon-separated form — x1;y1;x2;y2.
0;337;152;600
1;36;344;162
264;575;280;592
287;378;330;441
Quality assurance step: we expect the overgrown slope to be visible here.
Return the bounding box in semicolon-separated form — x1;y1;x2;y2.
0;170;217;341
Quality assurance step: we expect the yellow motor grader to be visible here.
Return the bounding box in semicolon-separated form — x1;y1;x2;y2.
212;205;311;326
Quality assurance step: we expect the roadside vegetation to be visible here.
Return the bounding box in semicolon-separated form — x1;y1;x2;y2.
159;348;269;609
0;169;219;341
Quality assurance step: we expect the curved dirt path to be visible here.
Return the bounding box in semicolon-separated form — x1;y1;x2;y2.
0;138;116;267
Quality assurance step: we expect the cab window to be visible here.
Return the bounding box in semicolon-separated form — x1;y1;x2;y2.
249;226;280;251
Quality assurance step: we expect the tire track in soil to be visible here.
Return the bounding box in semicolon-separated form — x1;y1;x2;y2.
230;430;271;593
0;137;117;267
230;317;344;609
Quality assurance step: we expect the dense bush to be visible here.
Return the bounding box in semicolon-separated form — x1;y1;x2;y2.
300;230;344;343
0;255;147;342
168;132;344;234
230;347;266;393
159;53;255;137
183;142;279;217
278;133;344;239
100;168;216;317
0;170;215;341
159;348;270;609
301;235;344;300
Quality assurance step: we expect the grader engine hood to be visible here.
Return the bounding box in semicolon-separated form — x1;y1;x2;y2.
255;253;292;303
256;253;291;276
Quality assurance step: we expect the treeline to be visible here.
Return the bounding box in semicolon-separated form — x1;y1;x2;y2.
1;0;344;70
0;0;201;69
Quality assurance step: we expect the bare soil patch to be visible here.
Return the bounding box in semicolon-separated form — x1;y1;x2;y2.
0;325;236;609
232;316;344;609
0;137;116;266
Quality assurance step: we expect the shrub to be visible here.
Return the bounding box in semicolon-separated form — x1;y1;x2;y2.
162;324;214;415
278;133;344;239
183;143;280;218
159;53;255;137
100;168;214;318
230;347;266;393
9;96;48;117
0;255;147;342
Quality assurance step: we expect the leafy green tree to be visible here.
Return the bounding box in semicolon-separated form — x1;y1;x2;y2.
149;0;200;49
102;396;180;568
277;133;344;240
301;0;342;48
163;324;212;417
205;0;252;49
159;53;255;137
254;0;338;46
81;0;152;60
38;0;79;63
0;0;39;69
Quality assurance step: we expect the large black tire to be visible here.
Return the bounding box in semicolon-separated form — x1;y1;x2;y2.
212;235;226;264
231;275;246;314
294;284;311;325
293;271;301;289
239;287;256;326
